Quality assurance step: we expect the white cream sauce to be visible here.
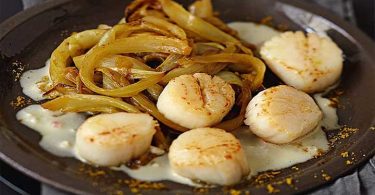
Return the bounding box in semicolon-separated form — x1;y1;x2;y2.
313;84;340;130
314;94;339;130
228;22;281;48
16;22;340;186
113;155;197;186
16;104;86;157
19;59;51;101
234;126;328;175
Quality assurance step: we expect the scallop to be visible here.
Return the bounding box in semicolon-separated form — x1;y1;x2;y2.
169;128;249;185
157;73;235;129
260;31;343;93
244;85;322;144
75;112;157;166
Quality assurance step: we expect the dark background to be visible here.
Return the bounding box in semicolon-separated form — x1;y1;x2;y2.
0;0;374;194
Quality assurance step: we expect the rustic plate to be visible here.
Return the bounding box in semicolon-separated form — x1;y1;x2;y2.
0;0;374;194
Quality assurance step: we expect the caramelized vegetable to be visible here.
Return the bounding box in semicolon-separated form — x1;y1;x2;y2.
42;94;140;113
42;0;266;142
50;29;106;84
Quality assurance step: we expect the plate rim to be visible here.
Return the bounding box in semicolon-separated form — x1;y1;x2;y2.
0;0;374;194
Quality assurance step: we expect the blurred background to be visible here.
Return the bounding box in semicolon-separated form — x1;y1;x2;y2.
0;0;374;194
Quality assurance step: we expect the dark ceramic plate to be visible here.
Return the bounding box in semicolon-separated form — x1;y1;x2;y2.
0;0;374;194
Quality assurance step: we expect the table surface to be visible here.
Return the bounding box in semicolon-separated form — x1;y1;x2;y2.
0;0;374;195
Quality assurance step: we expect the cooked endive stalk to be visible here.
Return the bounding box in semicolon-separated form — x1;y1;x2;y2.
75;21;184;68
103;74;120;90
188;0;213;18
140;5;166;19
124;0;143;19
42;84;79;98
154;126;170;151
159;0;252;55
98;56;164;100
97;67;129;89
80;35;191;97
131;94;188;132
74;53;149;71
97;24;112;30
216;71;243;87
161;63;227;84
223;42;238;53
190;53;266;90
146;84;164;100
96;73;163;97
188;0;237;36
42;94;140;113
50;29;106;84
192;42;225;55
118;18;126;24
73;25;145;69
214;80;252;131
73;23;171;68
100;55;155;71
142;16;187;40
159;0;237;44
98;24;143;46
203;16;239;37
129;69;164;79
156;54;182;72
72;55;85;69
161;63;207;84
98;23;174;46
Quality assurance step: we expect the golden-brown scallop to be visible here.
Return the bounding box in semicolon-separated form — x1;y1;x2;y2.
260;31;343;93
157;73;235;129
169;128;249;185
75;112;157;166
244;85;322;144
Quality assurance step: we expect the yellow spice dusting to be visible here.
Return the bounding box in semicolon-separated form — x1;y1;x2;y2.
130;188;139;193
341;152;349;158
285;178;293;185
229;189;241;195
123;179;166;192
193;188;208;193
254;171;281;185
10;96;31;108
291;166;299;171
329;126;359;144
266;184;280;193
346;160;353;165
322;173;331;181
87;170;106;177
114;190;124;195
11;60;25;81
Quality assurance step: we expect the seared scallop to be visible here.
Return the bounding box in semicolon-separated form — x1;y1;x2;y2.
260;31;343;93
244;85;322;144
157;73;235;129
75;112;157;166
169;128;249;185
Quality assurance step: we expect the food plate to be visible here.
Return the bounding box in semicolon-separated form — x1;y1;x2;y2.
0;0;374;194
